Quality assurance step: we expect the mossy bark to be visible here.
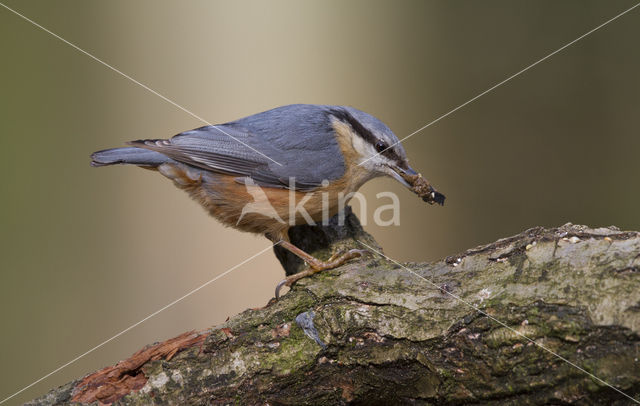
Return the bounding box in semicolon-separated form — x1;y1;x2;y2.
28;210;640;405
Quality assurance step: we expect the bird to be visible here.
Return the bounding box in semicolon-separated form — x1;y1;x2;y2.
91;104;444;298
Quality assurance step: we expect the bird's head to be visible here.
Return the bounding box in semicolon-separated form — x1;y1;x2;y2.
329;106;445;205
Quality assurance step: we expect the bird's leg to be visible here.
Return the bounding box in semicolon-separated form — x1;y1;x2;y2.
275;240;367;299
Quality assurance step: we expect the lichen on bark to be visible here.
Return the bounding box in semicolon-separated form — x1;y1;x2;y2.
27;211;640;405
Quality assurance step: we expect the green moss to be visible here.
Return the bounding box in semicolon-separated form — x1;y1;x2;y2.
267;326;321;375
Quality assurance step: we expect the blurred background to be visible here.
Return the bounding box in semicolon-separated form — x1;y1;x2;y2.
1;0;639;403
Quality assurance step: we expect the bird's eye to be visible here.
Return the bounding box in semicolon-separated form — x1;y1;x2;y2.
375;141;388;153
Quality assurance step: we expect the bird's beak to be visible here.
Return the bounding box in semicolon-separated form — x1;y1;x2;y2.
387;164;445;206
387;164;417;189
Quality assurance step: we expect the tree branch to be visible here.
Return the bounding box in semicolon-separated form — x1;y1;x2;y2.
28;209;640;405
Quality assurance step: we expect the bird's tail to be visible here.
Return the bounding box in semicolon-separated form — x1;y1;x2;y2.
90;147;169;168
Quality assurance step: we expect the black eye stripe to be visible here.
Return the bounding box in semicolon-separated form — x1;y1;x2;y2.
328;108;403;164
329;108;377;145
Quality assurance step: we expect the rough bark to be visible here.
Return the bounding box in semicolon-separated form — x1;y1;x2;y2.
28;209;640;405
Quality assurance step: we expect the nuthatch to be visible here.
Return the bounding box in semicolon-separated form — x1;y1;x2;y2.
91;104;444;298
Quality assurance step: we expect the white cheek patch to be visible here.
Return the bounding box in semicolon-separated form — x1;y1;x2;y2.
350;134;373;156
351;136;380;170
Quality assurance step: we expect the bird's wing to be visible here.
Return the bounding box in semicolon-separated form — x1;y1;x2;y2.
129;105;346;191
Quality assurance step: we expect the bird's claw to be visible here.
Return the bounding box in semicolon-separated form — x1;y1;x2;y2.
274;248;371;300
275;278;290;300
327;249;346;262
328;248;369;262
347;248;370;258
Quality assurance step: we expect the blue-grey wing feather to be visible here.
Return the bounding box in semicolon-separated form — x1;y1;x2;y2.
131;105;346;191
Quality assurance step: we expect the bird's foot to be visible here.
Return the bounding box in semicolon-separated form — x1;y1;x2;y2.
275;249;368;299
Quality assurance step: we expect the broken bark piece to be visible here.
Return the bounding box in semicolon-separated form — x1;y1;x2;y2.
69;330;208;404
